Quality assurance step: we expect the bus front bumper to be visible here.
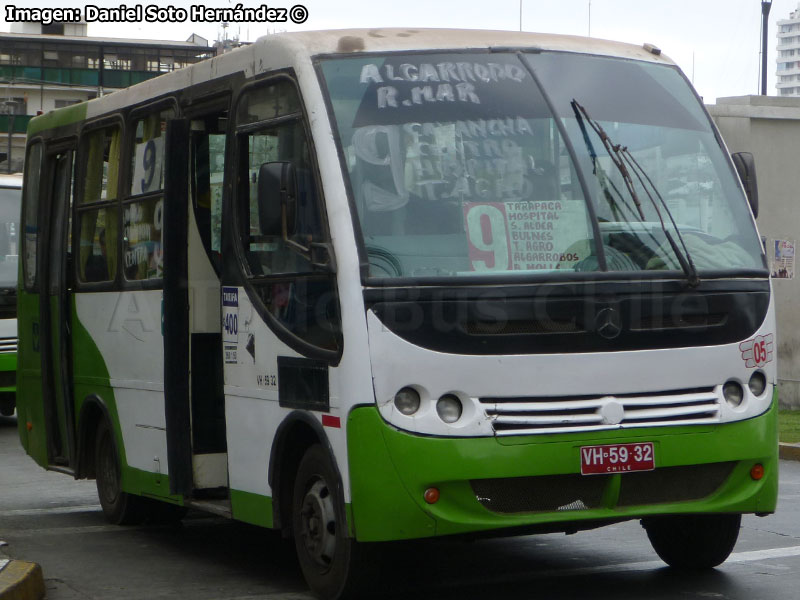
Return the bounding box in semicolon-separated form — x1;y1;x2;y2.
346;392;779;542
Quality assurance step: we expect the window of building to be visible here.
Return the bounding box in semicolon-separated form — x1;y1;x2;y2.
0;98;26;115
54;99;82;109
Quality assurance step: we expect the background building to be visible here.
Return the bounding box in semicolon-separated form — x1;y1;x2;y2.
708;95;800;409
777;3;800;96
0;21;214;173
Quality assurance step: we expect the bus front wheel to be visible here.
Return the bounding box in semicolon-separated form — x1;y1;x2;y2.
642;514;741;569
292;444;365;600
95;419;147;525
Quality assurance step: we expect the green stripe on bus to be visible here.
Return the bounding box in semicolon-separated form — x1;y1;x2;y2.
27;102;88;136
230;489;274;528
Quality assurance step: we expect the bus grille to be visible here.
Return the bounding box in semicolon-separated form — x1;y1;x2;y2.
471;473;610;513
479;387;720;436
471;462;735;514
0;337;17;354
616;462;736;507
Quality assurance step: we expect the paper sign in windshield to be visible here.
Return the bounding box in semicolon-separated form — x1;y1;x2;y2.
463;200;587;271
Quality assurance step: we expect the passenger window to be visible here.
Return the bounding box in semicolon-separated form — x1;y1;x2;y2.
77;123;121;283
80;126;121;204
129;108;173;196
123;108;173;281
122;199;161;280
236;79;340;354
22;141;43;290
79;207;118;282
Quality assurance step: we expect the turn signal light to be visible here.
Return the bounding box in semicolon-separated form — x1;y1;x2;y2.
423;487;440;504
750;464;765;480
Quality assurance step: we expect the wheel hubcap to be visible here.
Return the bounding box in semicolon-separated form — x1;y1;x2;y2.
299;478;337;568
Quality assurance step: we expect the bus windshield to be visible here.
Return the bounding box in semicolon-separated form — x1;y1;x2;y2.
320;51;765;279
0;186;20;290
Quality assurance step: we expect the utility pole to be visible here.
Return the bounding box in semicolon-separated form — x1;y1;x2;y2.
762;0;773;95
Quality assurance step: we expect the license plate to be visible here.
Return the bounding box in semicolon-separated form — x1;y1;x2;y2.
580;442;655;475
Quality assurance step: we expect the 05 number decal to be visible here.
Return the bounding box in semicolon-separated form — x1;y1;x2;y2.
740;334;774;368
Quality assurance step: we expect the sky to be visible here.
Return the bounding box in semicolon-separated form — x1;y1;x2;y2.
2;0;798;103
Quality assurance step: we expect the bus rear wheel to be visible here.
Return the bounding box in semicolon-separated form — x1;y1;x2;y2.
642;514;741;569
95;419;147;525
292;444;365;600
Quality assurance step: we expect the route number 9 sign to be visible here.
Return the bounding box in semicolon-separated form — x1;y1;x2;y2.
132;136;165;196
463;202;511;271
463;201;572;272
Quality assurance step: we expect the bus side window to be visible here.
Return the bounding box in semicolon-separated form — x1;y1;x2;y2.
236;79;340;353
123;107;174;281
244;122;318;276
22;141;43;290
76;124;121;283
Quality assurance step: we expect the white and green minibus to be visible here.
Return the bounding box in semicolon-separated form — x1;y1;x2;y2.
17;29;777;599
0;173;20;417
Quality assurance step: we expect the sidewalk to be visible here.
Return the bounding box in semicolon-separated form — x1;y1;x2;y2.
779;442;800;461
0;559;44;600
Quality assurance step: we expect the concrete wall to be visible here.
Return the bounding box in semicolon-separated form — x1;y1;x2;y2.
708;96;800;408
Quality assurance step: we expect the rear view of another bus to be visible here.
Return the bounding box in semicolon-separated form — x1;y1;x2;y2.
0;174;21;416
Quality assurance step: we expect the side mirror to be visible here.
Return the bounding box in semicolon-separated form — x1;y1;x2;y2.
731;152;759;219
257;161;297;236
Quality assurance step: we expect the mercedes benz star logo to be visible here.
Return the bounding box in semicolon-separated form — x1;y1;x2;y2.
595;307;622;340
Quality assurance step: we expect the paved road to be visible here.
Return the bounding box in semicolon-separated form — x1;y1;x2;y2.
3;413;800;599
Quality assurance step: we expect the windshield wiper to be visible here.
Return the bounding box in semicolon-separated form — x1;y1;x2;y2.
571;100;700;287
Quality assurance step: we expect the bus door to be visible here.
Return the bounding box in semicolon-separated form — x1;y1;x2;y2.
39;146;77;468
187;105;229;495
163;102;230;503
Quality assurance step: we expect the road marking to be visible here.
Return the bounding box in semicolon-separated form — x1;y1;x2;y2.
453;543;800;587
727;546;800;563
542;545;800;577
0;504;101;517
0;559;8;571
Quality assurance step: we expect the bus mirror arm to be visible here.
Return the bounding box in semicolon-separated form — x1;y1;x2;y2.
731;152;759;219
309;241;335;272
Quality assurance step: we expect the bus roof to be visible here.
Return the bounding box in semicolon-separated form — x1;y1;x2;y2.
257;28;673;65
27;28;674;136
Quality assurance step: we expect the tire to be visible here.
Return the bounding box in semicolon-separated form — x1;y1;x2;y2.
292;444;366;600
94;419;147;525
642;513;741;569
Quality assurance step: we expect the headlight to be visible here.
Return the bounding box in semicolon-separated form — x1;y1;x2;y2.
394;387;421;415
436;394;463;423
748;371;767;396
723;381;744;407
